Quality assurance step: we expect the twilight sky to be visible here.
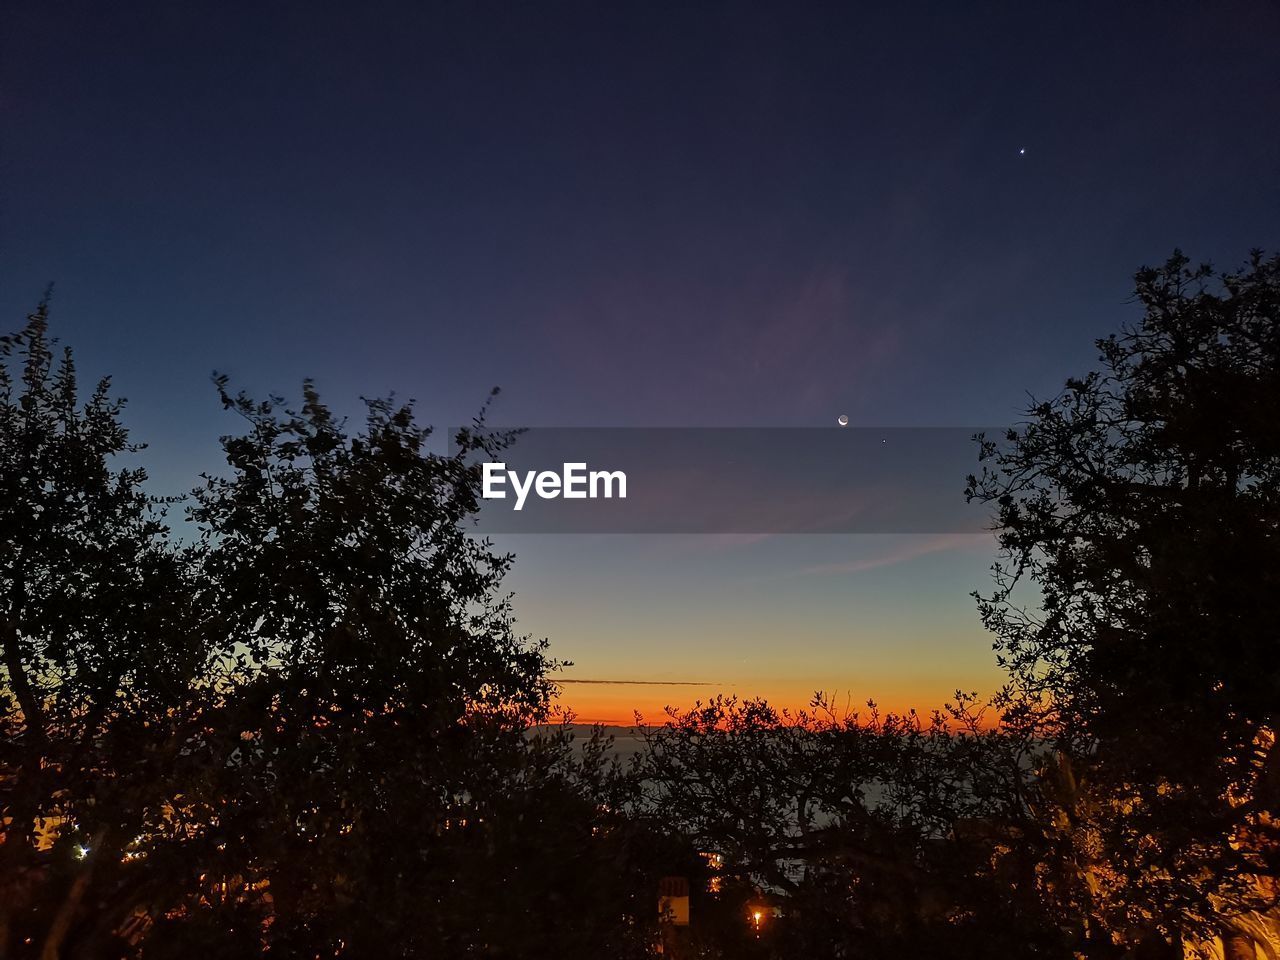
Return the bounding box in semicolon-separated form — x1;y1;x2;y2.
3;2;1278;722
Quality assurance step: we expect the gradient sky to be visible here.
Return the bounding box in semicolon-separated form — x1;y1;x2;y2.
3;2;1278;722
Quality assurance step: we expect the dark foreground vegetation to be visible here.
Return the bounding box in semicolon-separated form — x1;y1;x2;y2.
2;251;1278;959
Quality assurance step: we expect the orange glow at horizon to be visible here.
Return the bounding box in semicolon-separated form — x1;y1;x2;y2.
553;682;998;728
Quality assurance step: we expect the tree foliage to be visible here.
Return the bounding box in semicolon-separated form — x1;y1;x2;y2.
0;307;669;959
0;302;210;958
968;251;1280;949
636;695;1067;958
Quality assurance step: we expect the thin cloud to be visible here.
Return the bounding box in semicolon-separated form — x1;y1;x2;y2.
793;533;987;577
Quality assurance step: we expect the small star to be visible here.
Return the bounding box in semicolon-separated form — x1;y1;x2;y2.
1019;148;1026;155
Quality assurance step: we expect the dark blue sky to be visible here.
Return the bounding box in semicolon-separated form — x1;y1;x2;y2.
3;1;1278;718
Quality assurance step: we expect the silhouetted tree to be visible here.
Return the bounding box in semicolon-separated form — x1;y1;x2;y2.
637;695;1069;958
141;376;671;957
0;304;211;959
167;379;552;953
968;251;1280;954
1;308;671;959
